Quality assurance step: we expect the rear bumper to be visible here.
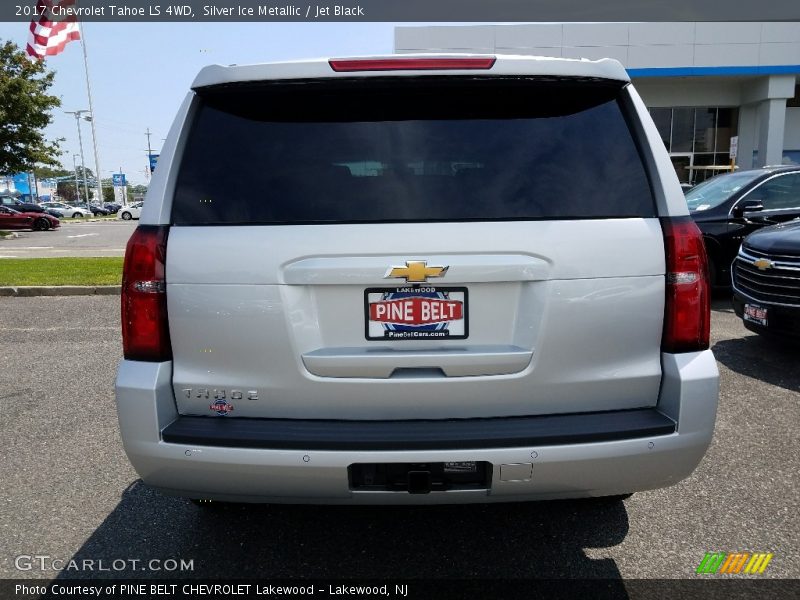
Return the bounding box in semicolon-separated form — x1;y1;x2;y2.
115;351;718;504
161;409;677;451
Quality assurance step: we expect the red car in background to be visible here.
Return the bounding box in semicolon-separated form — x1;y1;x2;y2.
0;206;60;231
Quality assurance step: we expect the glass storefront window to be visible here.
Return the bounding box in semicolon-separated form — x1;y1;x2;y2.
650;108;671;151
650;106;739;183
646;105;739;184
651;106;738;154
715;108;737;153
671;108;694;152
691;153;719;184
694;108;716;153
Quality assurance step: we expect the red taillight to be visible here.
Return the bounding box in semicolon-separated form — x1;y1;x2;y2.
328;57;496;72
661;217;710;353
121;225;171;361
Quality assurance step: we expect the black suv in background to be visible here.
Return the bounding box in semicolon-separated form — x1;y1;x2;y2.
0;195;46;214
72;202;111;216
732;219;800;340
686;166;800;286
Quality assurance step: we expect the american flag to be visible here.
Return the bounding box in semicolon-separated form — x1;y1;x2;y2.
26;0;81;59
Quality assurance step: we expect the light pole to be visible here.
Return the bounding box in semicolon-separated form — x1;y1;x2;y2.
72;154;82;203
65;110;91;203
82;113;103;205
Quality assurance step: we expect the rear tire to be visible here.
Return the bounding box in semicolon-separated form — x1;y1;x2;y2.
33;218;50;231
121;212;132;220
72;212;82;219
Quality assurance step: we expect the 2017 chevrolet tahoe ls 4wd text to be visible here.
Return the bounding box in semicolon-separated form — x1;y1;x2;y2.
115;54;719;504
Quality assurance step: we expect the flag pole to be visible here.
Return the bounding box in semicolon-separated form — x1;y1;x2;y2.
78;22;103;205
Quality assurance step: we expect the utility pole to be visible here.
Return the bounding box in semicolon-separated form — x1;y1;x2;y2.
72;154;82;203
145;128;153;181
120;166;128;205
77;23;103;206
65;110;91;203
31;170;39;202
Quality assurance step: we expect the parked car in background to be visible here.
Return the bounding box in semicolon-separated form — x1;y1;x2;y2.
0;195;46;214
732;219;800;341
72;202;111;216
117;202;143;220
39;202;92;218
686;166;800;287
103;203;121;213
0;206;60;231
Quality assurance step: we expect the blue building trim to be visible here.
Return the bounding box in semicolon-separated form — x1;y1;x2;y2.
627;65;800;78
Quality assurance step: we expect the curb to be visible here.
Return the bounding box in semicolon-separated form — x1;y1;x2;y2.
0;285;121;297
62;218;114;224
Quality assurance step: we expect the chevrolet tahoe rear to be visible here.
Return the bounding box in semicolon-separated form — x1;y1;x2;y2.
115;54;719;504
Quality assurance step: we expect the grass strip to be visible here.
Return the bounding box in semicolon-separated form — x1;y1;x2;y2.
0;257;123;286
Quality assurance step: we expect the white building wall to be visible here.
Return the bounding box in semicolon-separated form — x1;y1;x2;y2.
395;23;800;70
634;80;743;107
395;23;800;166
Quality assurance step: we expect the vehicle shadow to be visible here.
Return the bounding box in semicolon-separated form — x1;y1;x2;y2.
711;294;734;311
712;335;799;393
56;480;629;591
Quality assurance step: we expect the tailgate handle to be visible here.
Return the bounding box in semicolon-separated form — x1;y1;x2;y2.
389;367;447;379
301;345;533;378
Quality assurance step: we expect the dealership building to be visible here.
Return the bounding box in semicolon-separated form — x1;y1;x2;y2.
395;22;800;184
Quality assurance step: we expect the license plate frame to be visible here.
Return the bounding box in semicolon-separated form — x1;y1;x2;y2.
364;286;469;341
743;303;768;326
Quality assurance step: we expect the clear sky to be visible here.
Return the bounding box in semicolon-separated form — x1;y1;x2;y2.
0;22;403;184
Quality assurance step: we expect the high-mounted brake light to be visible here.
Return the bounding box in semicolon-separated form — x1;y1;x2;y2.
661;217;710;353
329;57;496;72
121;225;171;361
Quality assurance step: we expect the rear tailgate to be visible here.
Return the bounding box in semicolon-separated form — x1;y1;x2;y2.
165;75;664;420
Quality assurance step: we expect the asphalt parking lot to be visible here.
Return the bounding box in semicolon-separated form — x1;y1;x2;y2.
0;296;797;583
0;220;136;258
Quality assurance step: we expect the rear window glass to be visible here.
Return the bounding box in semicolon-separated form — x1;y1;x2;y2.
172;77;655;225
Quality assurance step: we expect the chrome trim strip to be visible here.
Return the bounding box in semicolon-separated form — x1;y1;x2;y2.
737;249;800;273
732;281;800;308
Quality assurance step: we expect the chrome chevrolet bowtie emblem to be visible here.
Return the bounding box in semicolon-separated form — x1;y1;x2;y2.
752;258;774;270
385;260;449;283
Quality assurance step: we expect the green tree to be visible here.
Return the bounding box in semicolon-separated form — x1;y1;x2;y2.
75;165;94;181
34;166;72;180
101;178;115;203
0;40;62;173
56;181;78;202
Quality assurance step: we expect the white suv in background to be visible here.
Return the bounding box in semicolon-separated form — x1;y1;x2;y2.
115;54;719;504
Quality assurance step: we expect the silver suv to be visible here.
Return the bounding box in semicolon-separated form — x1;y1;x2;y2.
116;54;719;504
